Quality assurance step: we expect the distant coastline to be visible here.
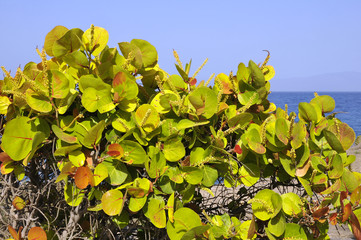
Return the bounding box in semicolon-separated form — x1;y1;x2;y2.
271;72;361;92
268;92;361;137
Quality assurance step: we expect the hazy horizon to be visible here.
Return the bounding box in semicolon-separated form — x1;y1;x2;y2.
1;1;360;91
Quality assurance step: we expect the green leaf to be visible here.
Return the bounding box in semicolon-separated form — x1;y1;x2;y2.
112;110;135;132
295;144;310;169
112;71;138;102
311;156;327;173
112;211;129;229
248;60;265;88
129;196;147;213
239;164;260;187
329;154;343;179
177;119;210;131
120;140;148;165
182;166;203;185
180;184;195;203
68;150;85;167
25;89;52;113
310;95;335;113
151;90;179;114
127;178;152;198
48;70;70;99
167;192;175;223
291;120;307;149
56;91;78;114
283;223;307;240
262;65;275;81
82;120;105;148
2;117;36;160
228;112;253;128
281;192;302;216
188;86;218;119
324;129;344;152
246;127;266;154
103;158;129;186
163;138;185;162
52;124;78;143
236;62;250;83
279;153;295;177
215;73;233;94
63;51;88;69
64;182;84;207
275;118;289;145
44;25;69;56
54;144;82;156
298;102;319;122
202;165;218;187
145;146;166;178
164;74;187;92
325;121;356;152
101;189;124;216
93;163;108;186
52;28;84;57
14;165;25;181
130;39;158;68
167;167;184;184
79;74;111;92
181;225;211;240
0;96;11;114
249;189;279;221
341;169;360;193
268;212;286;237
118;41;143;69
190;147;205;166
81;87;115;113
82;26;109;56
135;104;160;132
144;198;166;228
167;207;202;240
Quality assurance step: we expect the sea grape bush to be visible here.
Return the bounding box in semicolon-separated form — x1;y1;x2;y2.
0;25;361;239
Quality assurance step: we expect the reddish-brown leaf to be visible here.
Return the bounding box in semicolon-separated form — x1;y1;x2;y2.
107;143;124;158
350;212;361;240
295;160;311;177
189;77;197;86
247;215;257;239
83;149;93;167
28;226;47;240
340;191;348;212
112;72;126;88
0;152;11;162
329;212;338;225
127;187;146;198
313;206;329;220
342;203;352;222
74;166;94;189
8;225;22;240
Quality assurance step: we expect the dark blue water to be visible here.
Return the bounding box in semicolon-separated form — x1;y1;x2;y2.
268;92;361;137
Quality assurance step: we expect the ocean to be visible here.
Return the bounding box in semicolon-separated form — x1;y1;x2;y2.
268;92;361;137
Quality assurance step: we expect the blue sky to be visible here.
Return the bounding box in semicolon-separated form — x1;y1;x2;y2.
1;1;360;91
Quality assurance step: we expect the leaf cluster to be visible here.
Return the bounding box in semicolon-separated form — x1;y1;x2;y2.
0;25;360;240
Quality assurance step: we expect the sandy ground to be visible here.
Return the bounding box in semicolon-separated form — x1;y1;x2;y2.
200;144;361;239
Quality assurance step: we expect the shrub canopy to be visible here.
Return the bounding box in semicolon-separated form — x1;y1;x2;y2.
0;25;361;240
